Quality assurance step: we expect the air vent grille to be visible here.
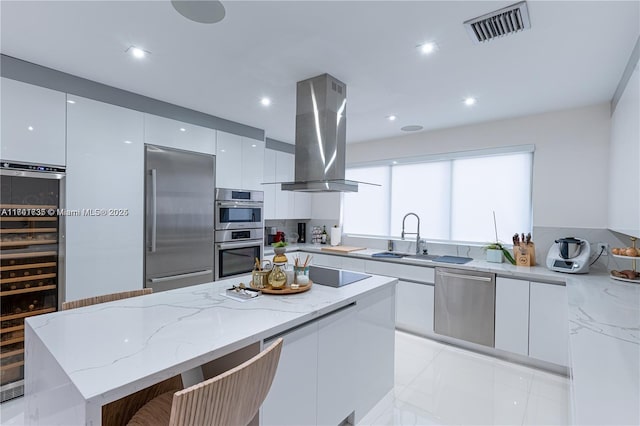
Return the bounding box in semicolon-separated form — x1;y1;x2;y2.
464;1;531;44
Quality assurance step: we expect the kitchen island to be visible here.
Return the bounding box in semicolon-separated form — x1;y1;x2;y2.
24;273;397;425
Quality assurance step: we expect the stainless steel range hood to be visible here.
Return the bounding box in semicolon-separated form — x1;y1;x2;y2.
281;73;358;192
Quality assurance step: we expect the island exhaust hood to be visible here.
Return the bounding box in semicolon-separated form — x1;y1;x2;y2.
281;73;359;192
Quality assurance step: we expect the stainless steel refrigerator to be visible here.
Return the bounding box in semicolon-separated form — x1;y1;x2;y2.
145;145;215;292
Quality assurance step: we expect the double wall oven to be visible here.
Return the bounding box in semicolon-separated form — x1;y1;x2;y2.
214;189;264;280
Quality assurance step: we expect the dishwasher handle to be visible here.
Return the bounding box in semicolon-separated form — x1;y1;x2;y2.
436;271;493;282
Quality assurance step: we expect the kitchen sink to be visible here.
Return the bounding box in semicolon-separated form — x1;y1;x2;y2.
403;254;442;261
372;252;405;258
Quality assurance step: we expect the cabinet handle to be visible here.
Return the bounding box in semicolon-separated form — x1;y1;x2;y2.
149;270;212;283
149;169;157;253
436;271;492;282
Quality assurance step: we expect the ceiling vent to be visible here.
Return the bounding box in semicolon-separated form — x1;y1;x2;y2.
464;1;531;44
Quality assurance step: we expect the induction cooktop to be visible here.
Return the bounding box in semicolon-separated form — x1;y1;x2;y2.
309;266;371;288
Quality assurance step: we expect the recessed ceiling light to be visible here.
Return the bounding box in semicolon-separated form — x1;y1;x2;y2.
401;125;423;132
179;128;186;132
418;42;437;55
27;126;34;131
67;99;76;104
387;115;397;121
126;46;148;59
464;97;477;106
260;97;271;107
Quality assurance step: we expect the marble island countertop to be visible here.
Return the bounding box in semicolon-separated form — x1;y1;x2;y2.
276;243;640;425
24;272;396;416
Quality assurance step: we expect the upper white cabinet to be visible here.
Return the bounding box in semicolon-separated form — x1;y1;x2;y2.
216;131;264;190
263;149;311;219
241;137;265;190
65;96;144;301
529;282;569;366
1;78;66;166
495;277;530;356
609;64;639;238
143;114;216;155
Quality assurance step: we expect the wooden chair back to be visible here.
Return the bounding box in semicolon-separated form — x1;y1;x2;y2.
169;337;283;426
62;288;152;310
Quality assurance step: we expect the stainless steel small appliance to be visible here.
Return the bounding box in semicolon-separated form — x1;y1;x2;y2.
215;188;264;280
546;237;591;274
215;188;263;230
434;267;496;348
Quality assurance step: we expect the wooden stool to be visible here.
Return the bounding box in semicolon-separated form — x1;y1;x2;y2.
127;338;283;426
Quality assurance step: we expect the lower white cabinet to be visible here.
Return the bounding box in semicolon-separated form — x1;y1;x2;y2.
317;306;357;426
529;282;569;366
354;284;396;424
65;97;144;301
261;286;395;425
261;321;319;426
495;277;530;356
395;280;434;336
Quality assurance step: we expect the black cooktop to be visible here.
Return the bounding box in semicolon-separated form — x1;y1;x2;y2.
309;266;371;288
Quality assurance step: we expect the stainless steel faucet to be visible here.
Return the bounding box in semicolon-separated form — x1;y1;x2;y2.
401;212;421;255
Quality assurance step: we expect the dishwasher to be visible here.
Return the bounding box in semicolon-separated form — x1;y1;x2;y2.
434;267;496;347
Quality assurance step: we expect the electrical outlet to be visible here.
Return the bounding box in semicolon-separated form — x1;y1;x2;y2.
597;242;609;254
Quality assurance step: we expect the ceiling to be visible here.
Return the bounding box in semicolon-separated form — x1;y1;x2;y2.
1;1;638;144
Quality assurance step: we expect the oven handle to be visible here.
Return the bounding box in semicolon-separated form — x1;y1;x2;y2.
216;201;263;208
217;240;262;250
149;168;157;253
436;271;492;282
150;269;213;283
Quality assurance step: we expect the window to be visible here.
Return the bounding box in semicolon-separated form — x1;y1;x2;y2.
344;149;533;244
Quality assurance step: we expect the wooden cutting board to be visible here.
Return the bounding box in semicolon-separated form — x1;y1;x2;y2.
321;246;366;253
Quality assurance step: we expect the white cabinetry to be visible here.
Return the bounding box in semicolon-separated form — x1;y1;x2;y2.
529;282;569;366
261;321;318;426
317;306;357;426
143;114;215;154
262;287;395;425
274;151;294;218
65;97;144;301
396;280;434;336
495;277;530;356
1;78;66;166
215;131;265;190
263;149;311;219
609;63;639;237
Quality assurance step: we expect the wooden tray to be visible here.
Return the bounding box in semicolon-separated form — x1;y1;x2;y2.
251;281;313;294
321;246;366;253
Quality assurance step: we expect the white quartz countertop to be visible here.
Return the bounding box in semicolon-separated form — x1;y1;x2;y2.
279;243;640;425
25;273;395;405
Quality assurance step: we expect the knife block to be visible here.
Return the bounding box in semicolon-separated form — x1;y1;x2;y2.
514;243;536;266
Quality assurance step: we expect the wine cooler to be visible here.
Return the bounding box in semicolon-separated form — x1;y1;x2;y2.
0;161;65;402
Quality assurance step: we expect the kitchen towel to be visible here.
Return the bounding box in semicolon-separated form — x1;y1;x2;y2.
330;226;342;246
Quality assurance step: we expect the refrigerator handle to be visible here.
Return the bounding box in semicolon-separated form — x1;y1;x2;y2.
149;168;157;253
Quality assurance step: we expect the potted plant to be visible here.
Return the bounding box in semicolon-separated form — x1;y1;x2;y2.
484;242;516;265
484;211;516;265
271;241;288;255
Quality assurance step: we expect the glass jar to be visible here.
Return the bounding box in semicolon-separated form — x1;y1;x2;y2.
268;263;287;289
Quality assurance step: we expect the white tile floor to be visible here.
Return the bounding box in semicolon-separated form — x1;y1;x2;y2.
358;331;570;426
0;331;570;426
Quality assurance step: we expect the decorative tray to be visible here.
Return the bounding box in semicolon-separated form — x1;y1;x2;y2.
611;254;640;260
250;280;313;295
609;273;640;284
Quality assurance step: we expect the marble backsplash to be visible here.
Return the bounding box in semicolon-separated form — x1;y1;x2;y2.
341;227;636;272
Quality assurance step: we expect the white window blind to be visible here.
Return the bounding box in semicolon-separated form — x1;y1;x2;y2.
343;150;533;244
